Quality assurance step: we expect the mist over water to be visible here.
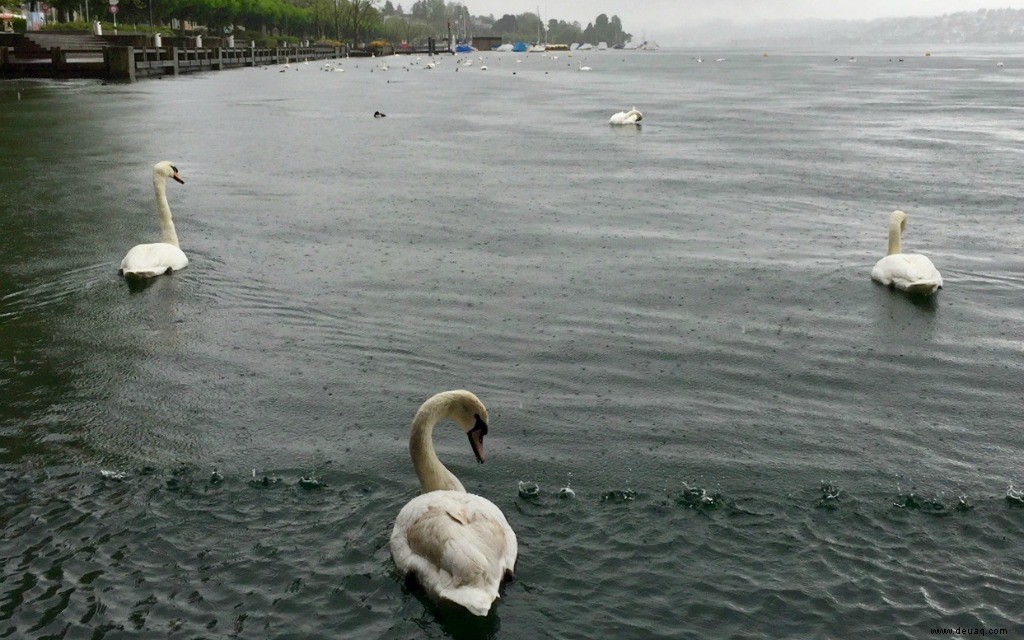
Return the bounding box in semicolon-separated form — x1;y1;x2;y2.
2;47;1023;638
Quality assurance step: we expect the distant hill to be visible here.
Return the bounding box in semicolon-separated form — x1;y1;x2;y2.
671;8;1024;47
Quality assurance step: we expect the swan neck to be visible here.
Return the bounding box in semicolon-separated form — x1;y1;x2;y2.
154;174;180;248
409;399;466;493
886;220;902;255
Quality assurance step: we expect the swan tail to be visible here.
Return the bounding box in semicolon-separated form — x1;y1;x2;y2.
121;267;170;279
439;585;496;617
904;280;941;295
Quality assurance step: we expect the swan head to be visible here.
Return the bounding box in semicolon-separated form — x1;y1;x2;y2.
890;209;907;232
444;390;490;463
154;161;184;184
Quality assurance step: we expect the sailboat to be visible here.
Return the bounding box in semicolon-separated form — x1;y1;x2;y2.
528;7;546;52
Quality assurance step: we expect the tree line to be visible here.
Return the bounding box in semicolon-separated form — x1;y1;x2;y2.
41;0;630;48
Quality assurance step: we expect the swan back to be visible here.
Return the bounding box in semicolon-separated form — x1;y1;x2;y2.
391;490;517;616
609;107;642;125
120;243;188;278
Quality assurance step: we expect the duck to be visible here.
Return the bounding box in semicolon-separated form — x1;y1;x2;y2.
870;210;943;295
119;161;188;279
374;110;386;118
609;107;643;125
390;390;517;616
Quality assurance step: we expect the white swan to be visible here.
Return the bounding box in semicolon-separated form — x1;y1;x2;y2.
119;161;188;279
390;390;518;617
609;107;643;125
871;210;943;295
577;61;592;71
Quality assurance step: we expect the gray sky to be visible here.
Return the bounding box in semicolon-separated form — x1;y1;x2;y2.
467;1;1024;38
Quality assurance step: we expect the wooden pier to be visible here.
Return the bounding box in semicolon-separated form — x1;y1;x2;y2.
0;33;344;81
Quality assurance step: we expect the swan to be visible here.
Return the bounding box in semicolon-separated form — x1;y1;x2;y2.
871;210;943;295
390;390;517;617
119;161;188;279
577;61;592;71
609;106;643;125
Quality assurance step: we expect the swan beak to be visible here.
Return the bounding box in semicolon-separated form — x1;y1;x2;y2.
468;415;488;464
172;172;185;184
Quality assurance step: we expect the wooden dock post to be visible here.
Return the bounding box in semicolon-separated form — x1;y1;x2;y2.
104;46;136;82
171;46;179;76
213;46;222;70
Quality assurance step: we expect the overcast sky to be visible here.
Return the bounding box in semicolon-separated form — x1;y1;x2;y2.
467;1;1024;37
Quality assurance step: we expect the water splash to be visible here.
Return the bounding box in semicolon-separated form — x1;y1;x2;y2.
956;495;972;512
250;468;282;488
1006;485;1024;506
517;481;540;499
558;473;575;499
676;482;720;509
893;487;948;514
601;489;636;503
99;469;128;482
298;475;325;489
817;481;841;509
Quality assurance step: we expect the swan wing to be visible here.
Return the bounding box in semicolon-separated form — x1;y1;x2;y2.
391;491;517;616
872;253;942;293
121;242;189;278
609;111;627;124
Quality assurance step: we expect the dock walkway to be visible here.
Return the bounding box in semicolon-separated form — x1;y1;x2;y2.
0;32;343;81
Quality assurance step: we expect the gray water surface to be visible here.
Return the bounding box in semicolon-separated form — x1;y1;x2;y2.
2;47;1023;638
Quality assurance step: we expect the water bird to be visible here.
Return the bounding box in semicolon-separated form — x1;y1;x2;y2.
390;390;517;617
609;107;643;125
119;161;189;279
374;110;386;118
481;65;488;71
577;61;592;71
870;210;943;295
997;61;1005;68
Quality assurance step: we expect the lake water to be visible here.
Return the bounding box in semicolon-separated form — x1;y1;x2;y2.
2;46;1023;639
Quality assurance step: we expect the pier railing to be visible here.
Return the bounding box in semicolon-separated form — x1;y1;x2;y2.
1;42;344;81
